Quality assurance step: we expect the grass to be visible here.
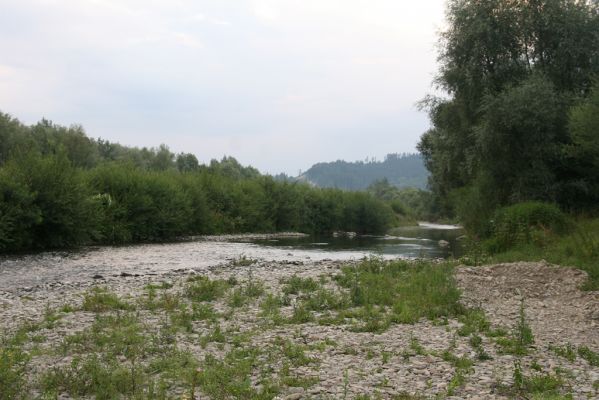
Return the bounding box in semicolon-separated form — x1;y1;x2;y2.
578;345;599;367
496;360;572;399
185;276;231;302
82;287;134;312
550;343;577;362
197;348;278;400
281;275;320;295
496;301;534;355
485;217;599;290
0;338;30;400
334;257;464;327
2;256;595;399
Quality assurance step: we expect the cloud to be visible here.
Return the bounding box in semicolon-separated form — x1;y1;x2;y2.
0;0;446;174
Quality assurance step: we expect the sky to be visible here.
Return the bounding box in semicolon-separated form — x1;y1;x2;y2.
0;0;447;175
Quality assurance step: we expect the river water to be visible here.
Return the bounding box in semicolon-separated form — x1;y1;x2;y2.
0;223;462;292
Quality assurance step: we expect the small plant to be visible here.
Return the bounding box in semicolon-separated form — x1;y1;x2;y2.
82;287;133;312
469;334;492;360
457;308;490;336
578;346;599;367
279;339;313;367
409;336;426;356
446;369;466;396
496;300;534;355
342;369;349;400
185;276;230;302
260;294;284;325
498;360;569;399
230;255;258;267
199;324;226;347
282;275;320;295
288;304;314;324
0;339;30;400
550;343;577;362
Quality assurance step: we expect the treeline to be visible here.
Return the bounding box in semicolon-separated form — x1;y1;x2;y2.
419;0;599;233
366;179;434;222
298;153;428;191
0;113;396;253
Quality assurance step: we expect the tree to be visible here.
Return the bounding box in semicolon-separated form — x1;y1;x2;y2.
419;0;599;218
563;81;599;208
176;152;200;172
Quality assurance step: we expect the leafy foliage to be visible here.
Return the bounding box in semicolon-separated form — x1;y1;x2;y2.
419;0;599;219
0;113;397;253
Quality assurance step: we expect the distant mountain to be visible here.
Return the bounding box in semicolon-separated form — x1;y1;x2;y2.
297;153;428;190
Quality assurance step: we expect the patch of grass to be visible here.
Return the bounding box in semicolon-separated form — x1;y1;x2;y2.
199;324;226;347
578;345;599;367
146;347;200;395
441;349;474;396
303;288;349;312
279;373;318;389
185;276;231;302
59;303;76;313
197;347;278;400
457;308;490;336
336;258;464;329
0;337;30;400
260;294;284;325
277;339;313;367
192;303;219;322
82;287;133;312
486;217;599;290
550;343;577;362
446;368;467;396
442;350;474;371
228;279;265;308
469;334;492;360
169;305;195;332
230;255;258;267
282;275;320;295
350;306;390;333
41;354;150;399
61;313;146;359
496;301;534;355
409;337;427;356
145;281;173;290
499;360;571;399
288;304;314;324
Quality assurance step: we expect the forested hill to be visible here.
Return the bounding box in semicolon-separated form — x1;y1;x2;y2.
298;153;428;190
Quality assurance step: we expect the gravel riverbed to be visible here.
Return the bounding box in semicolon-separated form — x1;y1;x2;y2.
1;238;598;399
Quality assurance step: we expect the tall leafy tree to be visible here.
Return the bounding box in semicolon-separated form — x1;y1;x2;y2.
419;0;599;222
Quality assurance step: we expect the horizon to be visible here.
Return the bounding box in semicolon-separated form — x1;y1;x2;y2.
0;0;446;175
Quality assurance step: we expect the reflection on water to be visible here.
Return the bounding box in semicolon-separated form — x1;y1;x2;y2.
245;223;464;259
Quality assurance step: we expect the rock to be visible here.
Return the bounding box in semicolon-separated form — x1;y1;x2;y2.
92;274;104;280
283;393;303;400
438;240;450;248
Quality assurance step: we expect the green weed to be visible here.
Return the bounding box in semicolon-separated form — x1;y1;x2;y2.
82;287;133;312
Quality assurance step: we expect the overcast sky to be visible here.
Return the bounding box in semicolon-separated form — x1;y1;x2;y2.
0;0;446;175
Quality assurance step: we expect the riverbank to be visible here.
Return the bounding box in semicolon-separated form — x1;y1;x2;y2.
1;254;598;399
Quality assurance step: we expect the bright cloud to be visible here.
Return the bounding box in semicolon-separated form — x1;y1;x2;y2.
0;0;446;174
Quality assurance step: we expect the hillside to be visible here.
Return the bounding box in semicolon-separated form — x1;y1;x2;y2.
298;153;428;190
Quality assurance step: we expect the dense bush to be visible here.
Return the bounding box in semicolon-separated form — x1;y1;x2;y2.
0;124;397;252
0;151;100;251
486;202;570;252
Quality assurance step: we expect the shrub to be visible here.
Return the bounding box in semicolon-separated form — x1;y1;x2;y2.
487;202;569;251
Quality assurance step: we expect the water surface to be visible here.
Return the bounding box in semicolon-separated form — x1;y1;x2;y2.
0;223;462;291
246;223;463;259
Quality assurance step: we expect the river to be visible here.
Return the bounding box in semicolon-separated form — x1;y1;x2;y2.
0;223;462;292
